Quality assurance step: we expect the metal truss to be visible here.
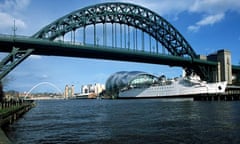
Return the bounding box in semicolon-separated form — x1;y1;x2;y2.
32;2;197;58
0;47;33;80
32;2;212;80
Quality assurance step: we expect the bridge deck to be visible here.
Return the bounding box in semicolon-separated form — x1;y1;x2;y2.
0;35;217;68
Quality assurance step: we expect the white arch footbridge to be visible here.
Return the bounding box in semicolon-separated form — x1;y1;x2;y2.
25;82;64;99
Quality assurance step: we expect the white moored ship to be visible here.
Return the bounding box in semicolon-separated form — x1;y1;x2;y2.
105;71;227;98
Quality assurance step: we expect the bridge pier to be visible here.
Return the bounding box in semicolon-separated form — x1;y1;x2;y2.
217;50;232;84
206;49;232;84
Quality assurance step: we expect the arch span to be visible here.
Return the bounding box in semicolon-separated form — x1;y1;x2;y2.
25;82;63;98
32;2;208;80
32;2;197;59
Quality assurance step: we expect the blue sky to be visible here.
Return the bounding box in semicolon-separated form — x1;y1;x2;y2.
0;0;240;93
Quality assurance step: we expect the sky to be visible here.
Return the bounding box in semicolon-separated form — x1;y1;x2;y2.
0;0;240;93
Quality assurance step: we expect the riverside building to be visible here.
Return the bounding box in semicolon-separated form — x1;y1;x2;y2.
64;85;74;99
80;83;105;98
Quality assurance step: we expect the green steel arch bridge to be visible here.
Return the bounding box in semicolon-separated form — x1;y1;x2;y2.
0;2;239;83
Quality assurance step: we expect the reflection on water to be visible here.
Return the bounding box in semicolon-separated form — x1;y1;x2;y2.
5;99;240;144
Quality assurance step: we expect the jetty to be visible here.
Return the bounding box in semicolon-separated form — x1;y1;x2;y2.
194;85;240;101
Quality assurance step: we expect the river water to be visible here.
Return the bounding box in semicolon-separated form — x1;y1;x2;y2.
4;99;240;144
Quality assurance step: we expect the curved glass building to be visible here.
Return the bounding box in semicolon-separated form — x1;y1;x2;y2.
105;71;158;96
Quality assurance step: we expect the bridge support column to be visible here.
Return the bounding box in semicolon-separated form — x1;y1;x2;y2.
94;24;96;46
83;26;86;45
207;49;232;84
217;50;232;84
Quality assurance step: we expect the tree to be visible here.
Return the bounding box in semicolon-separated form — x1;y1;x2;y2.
0;81;4;103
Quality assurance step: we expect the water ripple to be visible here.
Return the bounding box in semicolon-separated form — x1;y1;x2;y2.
5;99;240;144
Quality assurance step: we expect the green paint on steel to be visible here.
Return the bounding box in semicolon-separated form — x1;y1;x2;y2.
32;2;212;80
0;35;217;68
0;47;33;80
32;2;196;59
0;2;219;80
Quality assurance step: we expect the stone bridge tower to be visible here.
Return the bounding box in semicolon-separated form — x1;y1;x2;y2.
217;50;232;84
207;49;232;84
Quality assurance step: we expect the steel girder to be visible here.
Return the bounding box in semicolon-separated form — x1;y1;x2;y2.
32;2;211;80
32;2;197;58
0;48;33;80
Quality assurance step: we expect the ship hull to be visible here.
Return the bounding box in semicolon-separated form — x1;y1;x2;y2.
118;81;227;98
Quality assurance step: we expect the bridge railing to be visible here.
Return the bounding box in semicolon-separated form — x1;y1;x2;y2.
0;34;170;56
57;39;168;55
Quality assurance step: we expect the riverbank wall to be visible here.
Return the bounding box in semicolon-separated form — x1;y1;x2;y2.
0;100;35;144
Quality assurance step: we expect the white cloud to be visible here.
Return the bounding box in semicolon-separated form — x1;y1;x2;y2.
188;0;240;32
189;0;240;14
197;13;224;26
15;0;31;11
41;74;48;79
187;25;200;33
0;12;26;30
110;0;240;32
29;55;42;59
0;0;30;33
0;0;30;12
188;13;225;32
115;0;193;16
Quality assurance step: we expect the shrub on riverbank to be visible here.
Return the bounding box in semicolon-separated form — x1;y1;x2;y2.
0;81;3;103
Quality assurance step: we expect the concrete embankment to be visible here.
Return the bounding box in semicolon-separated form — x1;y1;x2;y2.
0;100;35;144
